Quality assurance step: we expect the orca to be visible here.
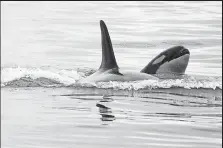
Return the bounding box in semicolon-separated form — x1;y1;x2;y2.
141;45;190;75
84;20;190;82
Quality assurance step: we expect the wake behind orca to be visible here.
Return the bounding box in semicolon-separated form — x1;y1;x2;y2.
84;20;190;82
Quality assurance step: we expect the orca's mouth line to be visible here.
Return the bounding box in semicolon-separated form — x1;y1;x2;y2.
168;53;190;63
180;48;190;56
169;49;190;62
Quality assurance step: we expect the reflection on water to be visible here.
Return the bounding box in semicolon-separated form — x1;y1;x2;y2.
97;95;116;122
96;103;116;122
2;87;222;148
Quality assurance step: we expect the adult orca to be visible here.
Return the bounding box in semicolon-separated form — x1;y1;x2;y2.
84;20;190;82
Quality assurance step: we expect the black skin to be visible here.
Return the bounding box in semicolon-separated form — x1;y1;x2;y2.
98;20;189;76
99;20;119;70
140;46;190;74
99;20;123;75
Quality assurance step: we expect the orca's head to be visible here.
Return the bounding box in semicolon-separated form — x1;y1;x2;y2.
143;46;190;75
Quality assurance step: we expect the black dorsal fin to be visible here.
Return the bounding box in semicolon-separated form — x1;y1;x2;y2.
99;20;119;71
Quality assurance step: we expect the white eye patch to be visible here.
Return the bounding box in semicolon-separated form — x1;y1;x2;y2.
152;55;165;65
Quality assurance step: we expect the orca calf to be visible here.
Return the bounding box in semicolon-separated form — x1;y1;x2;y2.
84;20;190;82
141;46;190;75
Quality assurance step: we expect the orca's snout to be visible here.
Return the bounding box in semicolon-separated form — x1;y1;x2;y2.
181;47;190;55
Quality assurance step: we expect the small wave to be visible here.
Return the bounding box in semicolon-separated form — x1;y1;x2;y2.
1;67;222;90
1;67;83;87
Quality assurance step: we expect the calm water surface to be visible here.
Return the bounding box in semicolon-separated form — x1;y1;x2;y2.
1;1;222;148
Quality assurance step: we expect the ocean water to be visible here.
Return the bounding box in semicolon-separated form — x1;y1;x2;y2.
1;1;222;148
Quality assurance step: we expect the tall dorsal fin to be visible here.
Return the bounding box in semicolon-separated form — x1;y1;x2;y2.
99;20;119;71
